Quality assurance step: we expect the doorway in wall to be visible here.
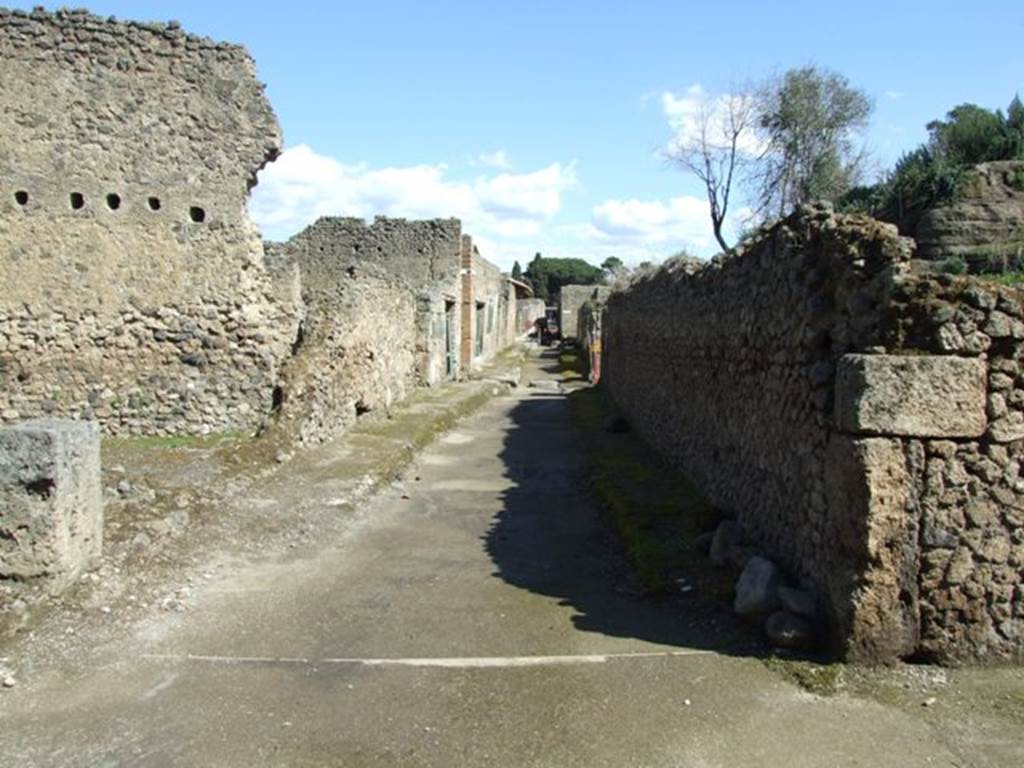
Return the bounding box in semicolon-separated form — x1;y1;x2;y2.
474;301;485;358
444;300;456;378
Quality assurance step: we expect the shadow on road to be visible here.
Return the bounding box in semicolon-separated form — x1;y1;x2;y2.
484;349;758;656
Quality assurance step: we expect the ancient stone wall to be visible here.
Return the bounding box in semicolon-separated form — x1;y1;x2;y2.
274;216;462;389
0;7;297;436
469;249;515;366
263;243;418;445
0;419;102;593
264;216;463;444
601;204;1023;663
516;298;546;335
577;294;607;383
560;284;610;340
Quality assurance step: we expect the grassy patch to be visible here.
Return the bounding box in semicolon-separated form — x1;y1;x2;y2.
565;381;726;594
982;270;1024;286
762;657;846;696
356;385;494;451
558;352;584;380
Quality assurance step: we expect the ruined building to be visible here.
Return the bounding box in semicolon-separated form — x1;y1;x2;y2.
265;217;519;444
0;8;520;446
0;7;297;436
559;284;610;341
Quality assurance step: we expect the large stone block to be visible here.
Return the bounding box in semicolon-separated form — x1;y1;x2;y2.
0;420;102;591
835;354;987;438
824;435;918;662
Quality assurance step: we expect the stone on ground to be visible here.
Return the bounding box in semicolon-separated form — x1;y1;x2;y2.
734;556;781;619
710;520;744;567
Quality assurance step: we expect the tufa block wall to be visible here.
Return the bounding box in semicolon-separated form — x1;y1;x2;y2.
0;419;102;591
600;204;1024;663
0;7;298;436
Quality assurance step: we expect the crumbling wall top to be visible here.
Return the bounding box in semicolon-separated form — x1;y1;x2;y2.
275;216;463;290
0;5;281;214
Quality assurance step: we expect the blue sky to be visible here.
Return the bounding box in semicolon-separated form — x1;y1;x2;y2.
11;1;1024;268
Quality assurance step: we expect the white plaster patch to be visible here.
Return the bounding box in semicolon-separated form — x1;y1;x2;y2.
421;454;458;466
425;479;514;492
142;650;713;669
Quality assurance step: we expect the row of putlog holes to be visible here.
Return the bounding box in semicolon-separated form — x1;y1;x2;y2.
12;189;205;223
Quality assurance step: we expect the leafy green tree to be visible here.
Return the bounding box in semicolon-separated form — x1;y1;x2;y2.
1007;95;1024;158
753;66;873;217
837;94;1024;234
523;254;603;304
600;256;625;279
511;260;522;280
928;103;1014;165
525;252;546;301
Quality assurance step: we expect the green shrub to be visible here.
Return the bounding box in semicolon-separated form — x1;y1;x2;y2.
842;94;1024;235
940;255;968;275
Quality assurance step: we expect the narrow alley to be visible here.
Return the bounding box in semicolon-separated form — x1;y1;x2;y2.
0;350;972;768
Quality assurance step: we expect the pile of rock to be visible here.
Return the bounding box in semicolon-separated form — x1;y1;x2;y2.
702;519;821;651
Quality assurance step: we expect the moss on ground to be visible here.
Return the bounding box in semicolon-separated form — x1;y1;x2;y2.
561;353;725;594
762;657;846;696
558;352;584;380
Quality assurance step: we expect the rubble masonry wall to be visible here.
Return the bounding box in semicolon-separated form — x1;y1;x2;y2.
0;7;298;436
263;216;463;444
600;205;1024;663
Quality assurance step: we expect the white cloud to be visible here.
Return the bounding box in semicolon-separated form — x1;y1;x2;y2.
661;84;764;156
249;144;577;268
884;90;903;101
591;195;714;250
477;164;574;220
477;149;512;169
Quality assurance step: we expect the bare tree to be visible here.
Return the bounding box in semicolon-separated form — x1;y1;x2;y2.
665;90;757;255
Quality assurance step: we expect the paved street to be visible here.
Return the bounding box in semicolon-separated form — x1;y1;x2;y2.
0;355;970;767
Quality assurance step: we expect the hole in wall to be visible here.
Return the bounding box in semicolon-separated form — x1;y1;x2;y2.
23;477;55;499
189;206;206;223
14;190;29;206
148;196;161;211
355;399;372;416
271;385;284;412
106;193;121;210
290;323;305;356
70;192;85;210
